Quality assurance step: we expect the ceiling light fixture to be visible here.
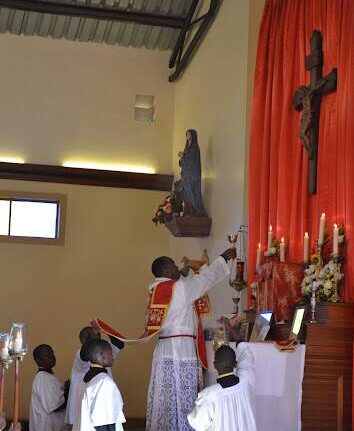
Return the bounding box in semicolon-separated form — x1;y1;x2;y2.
0;157;25;164
62;160;156;174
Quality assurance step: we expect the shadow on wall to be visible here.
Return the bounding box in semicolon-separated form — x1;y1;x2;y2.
203;136;215;216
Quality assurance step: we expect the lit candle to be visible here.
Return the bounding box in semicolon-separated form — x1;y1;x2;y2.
304;232;309;263
256;243;262;268
267;225;273;251
333;223;339;257
13;335;23;354
279;237;286;262
318;213;326;246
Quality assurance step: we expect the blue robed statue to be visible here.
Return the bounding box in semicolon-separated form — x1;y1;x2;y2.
178;129;206;216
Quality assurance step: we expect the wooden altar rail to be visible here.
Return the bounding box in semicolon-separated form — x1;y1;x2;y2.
302;303;353;431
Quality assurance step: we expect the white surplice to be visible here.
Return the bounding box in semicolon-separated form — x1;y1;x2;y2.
29;371;66;431
187;343;257;431
73;373;125;431
146;256;230;431
65;342;121;425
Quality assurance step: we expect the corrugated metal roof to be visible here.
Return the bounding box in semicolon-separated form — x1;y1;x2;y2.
0;0;193;50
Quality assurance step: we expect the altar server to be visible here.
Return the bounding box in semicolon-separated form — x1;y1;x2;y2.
65;325;124;427
188;344;256;431
146;248;235;431
29;344;68;431
73;339;125;431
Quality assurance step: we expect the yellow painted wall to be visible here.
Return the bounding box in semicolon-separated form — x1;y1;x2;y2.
0;33;175;419
0;34;174;174
0;0;266;421
0;179;168;419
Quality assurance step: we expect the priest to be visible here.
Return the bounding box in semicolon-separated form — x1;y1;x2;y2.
146;247;235;431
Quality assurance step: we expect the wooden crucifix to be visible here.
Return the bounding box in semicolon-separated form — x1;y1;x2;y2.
293;30;337;194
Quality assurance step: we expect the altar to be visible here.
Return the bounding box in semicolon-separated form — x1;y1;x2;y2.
205;341;306;431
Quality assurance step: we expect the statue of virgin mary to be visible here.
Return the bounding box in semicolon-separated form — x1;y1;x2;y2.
178;129;206;216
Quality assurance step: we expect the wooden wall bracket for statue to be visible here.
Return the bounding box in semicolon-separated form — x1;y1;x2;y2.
165;215;212;237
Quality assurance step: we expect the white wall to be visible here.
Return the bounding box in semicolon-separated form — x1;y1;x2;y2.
170;0;250;316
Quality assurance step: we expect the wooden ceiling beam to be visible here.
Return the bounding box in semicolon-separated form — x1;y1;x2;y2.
0;162;173;191
0;0;185;29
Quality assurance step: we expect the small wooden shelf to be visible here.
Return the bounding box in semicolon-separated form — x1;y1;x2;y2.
165;215;212;237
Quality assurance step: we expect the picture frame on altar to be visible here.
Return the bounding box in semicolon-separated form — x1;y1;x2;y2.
289;305;306;341
250;310;273;342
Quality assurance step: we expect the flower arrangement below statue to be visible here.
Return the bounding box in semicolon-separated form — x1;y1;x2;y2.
152;188;183;225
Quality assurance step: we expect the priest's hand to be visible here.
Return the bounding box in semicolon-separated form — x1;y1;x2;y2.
220;248;237;261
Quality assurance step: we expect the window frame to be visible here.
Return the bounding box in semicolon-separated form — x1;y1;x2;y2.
0;191;67;245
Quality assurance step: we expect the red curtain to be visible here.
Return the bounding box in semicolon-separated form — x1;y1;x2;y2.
248;0;354;298
248;0;354;423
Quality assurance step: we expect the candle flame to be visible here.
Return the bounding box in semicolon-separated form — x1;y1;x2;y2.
281;237;285;243
258;243;261;249
269;225;272;232
321;212;326;218
304;232;309;237
334;223;338;228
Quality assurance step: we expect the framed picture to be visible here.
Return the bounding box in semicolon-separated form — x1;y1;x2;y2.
249;311;273;342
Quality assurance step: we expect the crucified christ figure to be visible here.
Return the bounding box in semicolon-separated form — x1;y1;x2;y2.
293;30;337;194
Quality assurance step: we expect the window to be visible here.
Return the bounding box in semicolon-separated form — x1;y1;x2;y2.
0;191;66;245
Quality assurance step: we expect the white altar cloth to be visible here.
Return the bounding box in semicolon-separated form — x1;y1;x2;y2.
205;341;306;431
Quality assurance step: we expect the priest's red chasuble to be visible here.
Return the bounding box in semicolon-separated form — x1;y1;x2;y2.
96;280;210;368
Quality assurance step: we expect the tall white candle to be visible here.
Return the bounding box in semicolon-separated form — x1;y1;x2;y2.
318;213;326;246
304;232;309;263
256;243;262;268
267;225;273;251
279;237;286;262
333;224;339;257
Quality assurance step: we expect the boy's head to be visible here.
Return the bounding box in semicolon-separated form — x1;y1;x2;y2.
33;344;56;369
79;326;101;345
87;339;114;368
214;345;236;375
